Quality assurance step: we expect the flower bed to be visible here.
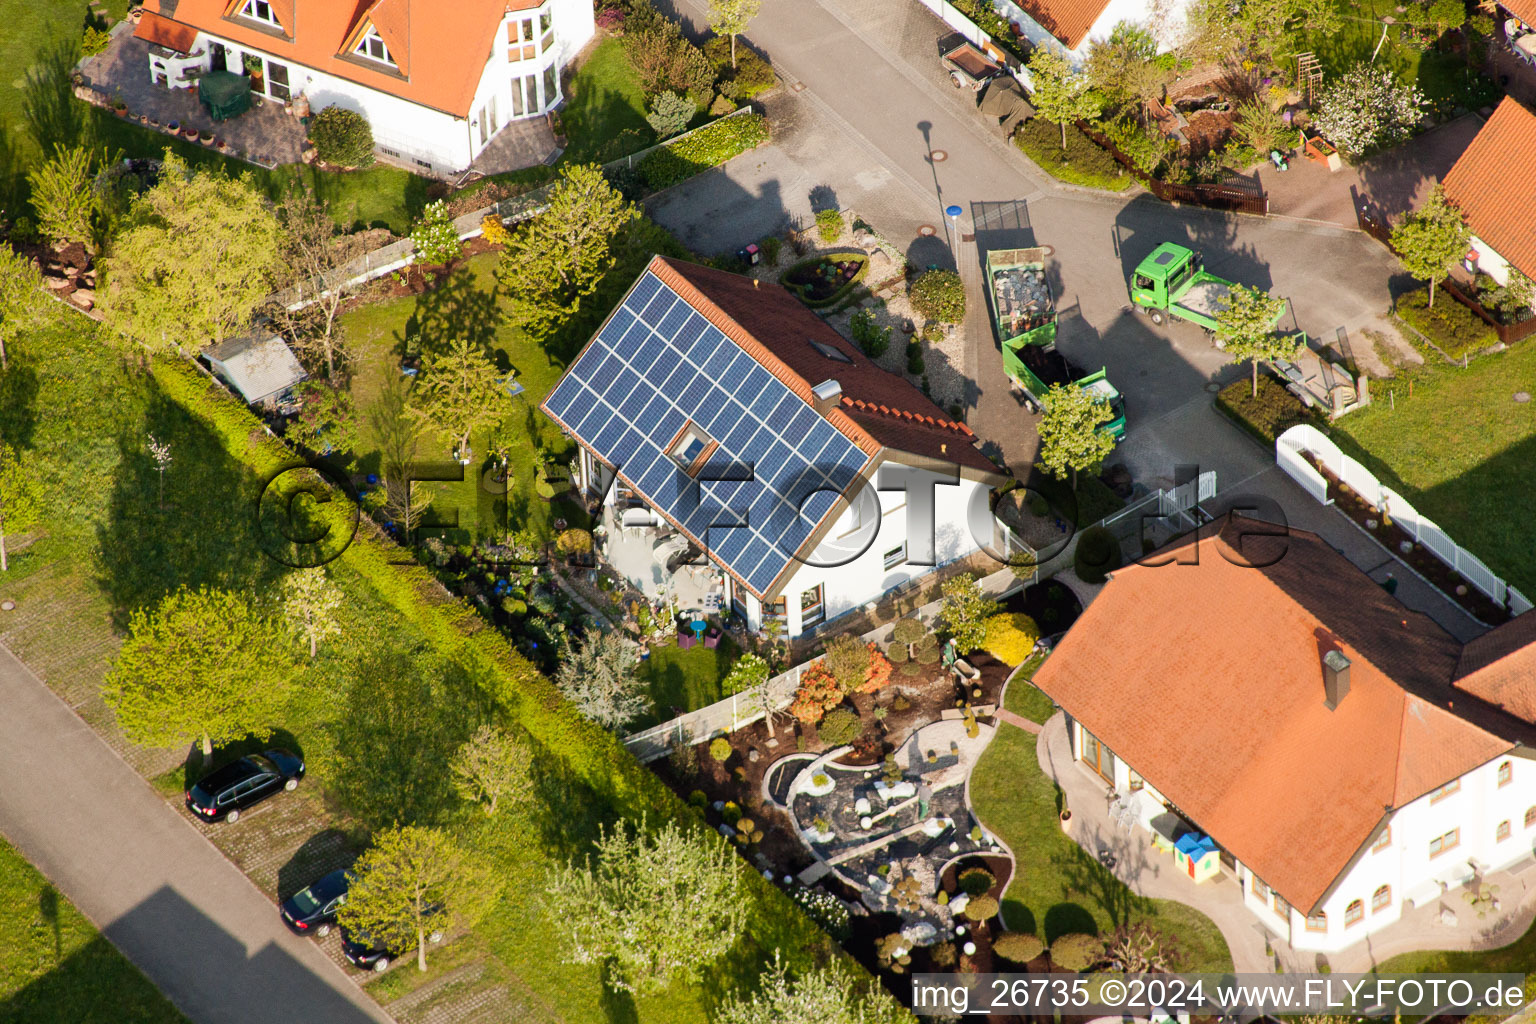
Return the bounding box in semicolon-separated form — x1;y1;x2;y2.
780;252;870;307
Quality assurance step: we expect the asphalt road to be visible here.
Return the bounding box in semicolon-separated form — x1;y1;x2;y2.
0;644;393;1024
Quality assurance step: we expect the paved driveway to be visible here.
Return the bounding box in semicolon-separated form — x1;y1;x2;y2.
0;644;392;1024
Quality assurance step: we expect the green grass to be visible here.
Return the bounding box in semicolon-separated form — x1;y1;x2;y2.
635;634;743;727
558;37;655;165
0;0;126;161
969;728;1232;970
1394;286;1499;360
1002;653;1055;724
1015;118;1131;193
0;836;188;1023
1328;339;1536;597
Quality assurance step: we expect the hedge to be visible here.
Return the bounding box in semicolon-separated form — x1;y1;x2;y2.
309;105;375;168
638;112;770;191
1214;375;1312;445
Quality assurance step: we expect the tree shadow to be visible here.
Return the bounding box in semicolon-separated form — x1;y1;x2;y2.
0;361;40;451
1051;839;1152;934
403;265;503;361
174;726;307;792
598;961;639;1024
276;827;362;900
808;184;840;213
37;885;61;962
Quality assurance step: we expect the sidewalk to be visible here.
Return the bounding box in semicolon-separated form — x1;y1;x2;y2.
0;643;392;1024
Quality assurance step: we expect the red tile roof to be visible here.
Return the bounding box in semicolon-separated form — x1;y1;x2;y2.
1031;517;1519;912
1454;613;1536;723
1441;97;1536;280
1505;0;1536;28
143;0;508;117
1015;0;1113;49
134;10;199;52
652;257;1003;477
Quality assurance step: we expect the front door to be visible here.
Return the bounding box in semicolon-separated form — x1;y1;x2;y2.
210;42;227;72
1080;728;1116;784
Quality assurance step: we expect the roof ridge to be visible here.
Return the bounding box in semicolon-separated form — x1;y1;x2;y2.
839;393;976;436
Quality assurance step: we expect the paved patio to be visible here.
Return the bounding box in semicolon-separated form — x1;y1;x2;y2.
467;117;558;176
81;28;305;167
1036;712;1536;973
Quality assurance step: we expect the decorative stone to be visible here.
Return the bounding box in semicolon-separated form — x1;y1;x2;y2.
1399;541;1414;554
902;921;938;945
748;748;760;763
1;600;15;611
1516;391;1531;404
762;869;773;879
963;941;977;955
1366;519;1378;530
860;816;873;829
956;923;968;936
1456;584;1468;596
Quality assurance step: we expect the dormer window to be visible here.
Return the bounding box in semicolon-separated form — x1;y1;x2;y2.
666;421;715;475
240;0;280;27
354;27;395;66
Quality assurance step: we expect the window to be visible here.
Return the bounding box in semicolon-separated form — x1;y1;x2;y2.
1271;892;1289;918
540;9;553;51
266;61;289;101
1134;274;1153;290
354;28;394;66
764;597;787;622
542;64;558;109
1372;825;1392;853
809;338;853;363
1429;828;1460;858
1527;806;1536;829
1251;877;1270;903
1498;761;1513;787
239;0;280;25
508;17;537;61
1128;769;1144;793
730;581;748;621
1373;885;1391;912
800;584;824;628
666;421;714;473
882;542;906;570
1305;910;1327;932
1497;820;1512;842
1430;779;1462;804
1344;900;1364;927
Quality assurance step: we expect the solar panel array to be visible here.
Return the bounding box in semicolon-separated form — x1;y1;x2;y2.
543;270;870;596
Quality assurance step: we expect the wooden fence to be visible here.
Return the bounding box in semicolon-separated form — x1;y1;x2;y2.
1076;120;1270;216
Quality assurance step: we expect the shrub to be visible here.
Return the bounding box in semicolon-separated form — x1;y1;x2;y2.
788;885;851;940
1103;115;1171;174
1231;99;1294;156
309;105;375;167
1014;117;1130;191
480;214;512;247
940;574;999;653
688;789;708;807
818;707;861;746
646;90;695;138
788;662;841;723
556;528;593;554
887;643;907;663
1313;61;1425;158
721;651;769;696
410;200;462;265
824;633;871;693
638;113;769;190
1073;525;1122;584
603;163;646;202
982;612;1040;665
994;932;1046;964
963;895;999;921
1049;932;1104;971
891;619;926;645
1215;376;1312;445
815;208;843;243
759;235;781;265
860;648;894;693
721;800;742;824
906;339;925;376
1395;286;1498;360
709;736;732;762
957;866;996;896
930;941;958;968
626;24;714;100
81;24;112;57
909;268;965;323
850;308;891;357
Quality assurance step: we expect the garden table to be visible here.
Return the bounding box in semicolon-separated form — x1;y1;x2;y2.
1518;33;1536;59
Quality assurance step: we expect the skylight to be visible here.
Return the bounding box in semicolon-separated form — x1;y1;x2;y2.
809;338;852;363
667;421;714;474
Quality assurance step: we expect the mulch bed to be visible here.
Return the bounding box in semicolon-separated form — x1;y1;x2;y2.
381;236;505;297
1001;580;1083;637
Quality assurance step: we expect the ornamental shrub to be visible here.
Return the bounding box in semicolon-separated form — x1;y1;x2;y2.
721;800;742;824
963;894;999;921
789;885;851;940
982;612;1041;665
818;707;861;746
891;619;926;645
688;789;708;807
860;647;894;693
646;90;695;139
850;308;891;357
1049;932;1104;971
909;268;966;323
788;662;841;723
709;736;732;762
481;214;512;247
994;932;1046;964
1073;525;1122;584
1313;61;1425;158
638;113;769;190
815;208;843;243
411;200;462;265
823;633;871;693
958;866;996;896
309;105;375;167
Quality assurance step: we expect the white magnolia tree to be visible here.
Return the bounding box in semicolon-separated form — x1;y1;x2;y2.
1313;62;1425;157
714;952;905;1024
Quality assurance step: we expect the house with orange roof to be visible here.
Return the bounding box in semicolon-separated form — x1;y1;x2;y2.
131;0;593;174
984;0;1191;64
1442;96;1536;293
1031;515;1536;954
540;256;1015;640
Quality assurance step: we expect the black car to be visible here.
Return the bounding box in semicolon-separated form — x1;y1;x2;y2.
339;925;400;973
280;869;350;936
184;749;305;823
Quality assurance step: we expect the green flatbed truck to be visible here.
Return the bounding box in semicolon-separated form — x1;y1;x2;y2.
1128;241;1286;333
989;247;1126;440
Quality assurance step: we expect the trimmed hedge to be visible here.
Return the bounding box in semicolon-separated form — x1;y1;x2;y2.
1014;118;1131;192
1395;287;1499;361
638;112;770;190
1073;525;1122;584
309;105;375;167
1215;375;1312;445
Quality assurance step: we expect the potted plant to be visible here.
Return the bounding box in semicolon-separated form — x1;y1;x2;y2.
1059;805;1072;832
168;119;180;132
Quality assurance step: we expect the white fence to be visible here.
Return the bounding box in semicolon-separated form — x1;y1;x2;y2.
624;660;811;763
1275;425;1533;617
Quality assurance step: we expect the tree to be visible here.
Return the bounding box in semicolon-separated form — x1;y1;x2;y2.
338;825;494;973
823;633;872;693
449;724;534;815
0;441;42;573
938;574;999;653
103;586;291;758
1084;22;1166;110
0;243;47;373
1027;49;1100;150
380;472;435;542
495;163;635;336
1390;184;1470;309
1313;62;1425;159
554;629;649;730
706;0;762;67
545;816;744;994
28;144;96;253
410;200;462;266
1215;284;1296;397
308;105;374;167
103;153;281;361
1037;383;1115;488
720;650;768;696
408;337;505;459
280;567;344;659
1185;0;1338;70
264;183;363;380
714;951;902;1024
1232;99;1289;155
646;90;695;138
146;432;172;506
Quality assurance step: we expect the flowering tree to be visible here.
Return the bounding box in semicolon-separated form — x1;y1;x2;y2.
1313;62;1425;158
410;200;462;266
715;952;904;1024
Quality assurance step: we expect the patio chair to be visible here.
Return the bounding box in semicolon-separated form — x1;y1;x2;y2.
703;628;720;649
678;633;696;651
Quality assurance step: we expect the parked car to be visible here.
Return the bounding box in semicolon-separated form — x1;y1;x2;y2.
280;868;350;936
340;921;443;973
184;749;305;823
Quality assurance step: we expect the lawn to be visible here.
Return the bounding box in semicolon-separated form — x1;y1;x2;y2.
1002;652;1055;724
1328;340;1536;597
0;836;188;1023
558;37;656;165
634;633;743;728
0;0;127;162
969;727;1233;971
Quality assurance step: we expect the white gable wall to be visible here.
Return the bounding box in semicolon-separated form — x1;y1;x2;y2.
994;0;1192;65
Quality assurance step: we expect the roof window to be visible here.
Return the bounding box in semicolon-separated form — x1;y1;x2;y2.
667;421;715;475
809;338;852;363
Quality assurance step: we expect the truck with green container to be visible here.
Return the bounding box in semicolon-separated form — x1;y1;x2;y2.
1128;241;1287;333
988;247;1126;440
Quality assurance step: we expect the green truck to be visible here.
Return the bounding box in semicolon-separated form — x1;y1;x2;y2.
1128;241;1287;333
989;247;1126;440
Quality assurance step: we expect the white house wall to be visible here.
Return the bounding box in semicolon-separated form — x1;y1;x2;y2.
1469;235;1514;286
992;0;1190;64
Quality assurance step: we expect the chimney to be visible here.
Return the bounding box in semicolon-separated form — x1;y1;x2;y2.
1323;649;1351;710
812;379;842;416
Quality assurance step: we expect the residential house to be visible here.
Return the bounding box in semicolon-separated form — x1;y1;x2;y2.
1031;516;1536;955
1442;96;1536;290
540;256;1014;641
132;0;593;174
991;0;1191;64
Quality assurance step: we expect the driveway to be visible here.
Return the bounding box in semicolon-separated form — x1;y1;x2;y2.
0;644;392;1024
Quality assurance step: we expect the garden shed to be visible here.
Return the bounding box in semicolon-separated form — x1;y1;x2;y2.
205;332;306;408
199;70;252;121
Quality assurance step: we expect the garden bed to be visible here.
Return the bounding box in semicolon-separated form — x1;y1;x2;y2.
1014;118;1131;192
1215;375;1316;445
780;252;870;307
1395;287;1500;361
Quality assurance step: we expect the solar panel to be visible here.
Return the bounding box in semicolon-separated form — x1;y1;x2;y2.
540;268;873;598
